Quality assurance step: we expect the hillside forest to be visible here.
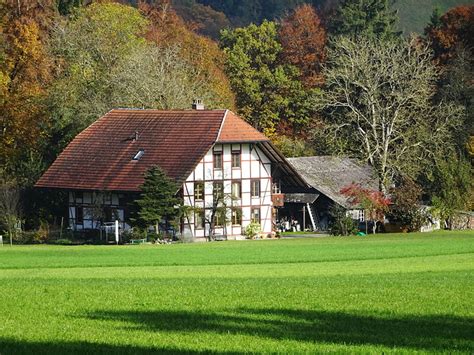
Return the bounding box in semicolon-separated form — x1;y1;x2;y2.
0;0;473;236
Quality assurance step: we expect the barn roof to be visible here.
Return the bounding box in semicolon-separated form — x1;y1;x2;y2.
36;109;305;192
287;156;379;208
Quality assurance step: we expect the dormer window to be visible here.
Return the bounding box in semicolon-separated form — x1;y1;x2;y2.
133;149;144;161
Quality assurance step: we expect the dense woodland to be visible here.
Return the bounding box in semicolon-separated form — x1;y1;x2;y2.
0;0;473;238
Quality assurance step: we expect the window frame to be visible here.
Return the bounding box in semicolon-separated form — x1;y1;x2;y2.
251;207;261;224
214;209;225;227
213;182;224;202
194;181;204;201
213;151;223;170
231;181;241;199
231;207;242;226
251;179;261;198
194;209;205;230
231;151;241;168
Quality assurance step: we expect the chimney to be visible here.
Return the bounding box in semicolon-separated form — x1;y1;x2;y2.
192;99;205;110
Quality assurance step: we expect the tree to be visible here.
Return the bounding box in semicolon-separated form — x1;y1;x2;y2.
279;4;327;88
329;0;400;40
318;36;463;193
139;1;235;110
47;2;149;152
435;47;474;157
110;45;219;110
173;0;230;39
0;171;21;245
424;5;474;65
329;204;358;236
135;166;182;239
430;155;472;229
271;135;315;158
220;20;315;135
340;183;390;234
57;0;91;15
0;0;55;174
387;177;427;232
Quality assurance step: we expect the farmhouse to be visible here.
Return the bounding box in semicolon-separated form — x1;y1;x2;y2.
279;156;379;231
35;107;307;240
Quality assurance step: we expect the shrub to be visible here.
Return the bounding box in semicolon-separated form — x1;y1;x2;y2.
329;205;358;236
388;177;428;232
244;222;261;239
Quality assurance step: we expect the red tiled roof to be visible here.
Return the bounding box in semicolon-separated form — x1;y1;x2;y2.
218;111;268;143
35;109;270;192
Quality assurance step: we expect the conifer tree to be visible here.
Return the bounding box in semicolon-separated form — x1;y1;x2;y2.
329;0;400;40
135;166;182;237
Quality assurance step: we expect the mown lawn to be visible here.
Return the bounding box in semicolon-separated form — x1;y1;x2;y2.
0;231;473;354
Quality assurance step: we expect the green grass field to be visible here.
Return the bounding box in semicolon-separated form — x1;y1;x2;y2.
0;231;473;354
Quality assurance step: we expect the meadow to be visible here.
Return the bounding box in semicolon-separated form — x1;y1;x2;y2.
0;231;473;354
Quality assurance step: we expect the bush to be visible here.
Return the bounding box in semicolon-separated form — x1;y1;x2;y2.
388;177;428;232
329;205;358;236
13;231;36;244
244;222;261;239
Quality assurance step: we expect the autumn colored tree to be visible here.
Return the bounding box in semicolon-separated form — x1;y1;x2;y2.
425;5;474;65
340;183;391;234
221;20;315;135
0;0;56;181
47;2;149;151
279;4;326;88
138;1;235;109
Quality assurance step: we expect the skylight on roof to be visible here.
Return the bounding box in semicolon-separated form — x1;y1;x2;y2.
133;149;145;161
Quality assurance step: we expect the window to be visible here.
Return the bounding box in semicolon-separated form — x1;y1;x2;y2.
251;180;260;197
194;182;204;201
358;209;365;222
231;208;242;225
214;152;223;170
213;182;224;201
272;182;281;194
214;209;225;227
195;209;205;229
231;181;241;199
251;208;260;224
76;206;84;224
132;149;145;161
231;152;241;168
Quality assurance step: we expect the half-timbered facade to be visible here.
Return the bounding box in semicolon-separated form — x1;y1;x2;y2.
35;108;306;240
183;143;273;239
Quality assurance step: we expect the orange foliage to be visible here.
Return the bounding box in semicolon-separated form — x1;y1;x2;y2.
425;5;474;64
138;1;235;109
279;4;327;88
0;1;55;166
340;183;391;229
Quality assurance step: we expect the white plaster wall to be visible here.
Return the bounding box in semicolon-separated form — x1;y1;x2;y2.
183;143;273;240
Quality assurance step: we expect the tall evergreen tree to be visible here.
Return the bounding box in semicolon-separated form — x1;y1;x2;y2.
329;0;400;40
135;166;182;236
